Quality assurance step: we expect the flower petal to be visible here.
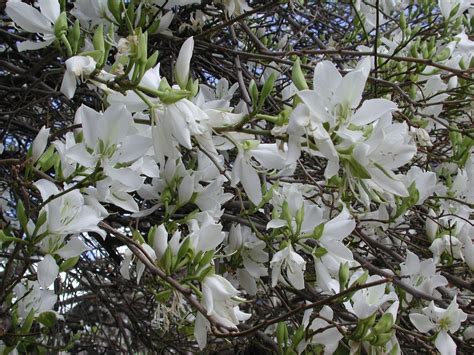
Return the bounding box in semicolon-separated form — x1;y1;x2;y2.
37;254;59;289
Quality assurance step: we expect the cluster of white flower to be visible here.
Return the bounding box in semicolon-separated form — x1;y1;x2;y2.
1;0;472;354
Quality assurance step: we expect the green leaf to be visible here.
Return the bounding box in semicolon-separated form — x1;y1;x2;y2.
37;311;57;329
257;72;277;109
59;256;79;272
20;309;35;334
313;247;328;258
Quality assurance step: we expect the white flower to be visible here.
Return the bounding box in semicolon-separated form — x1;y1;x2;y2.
160;99;208;150
34;179;104;239
345;274;397;319
187;212;225;252
299;305;343;354
60;56;97;99
68;104;151;192
218;0;252;16
400;250;447;302
6;0;60;51
195;274;251;349
271;244;306;290
404;166;437;205
226;224;268;295
231;141;291;206
429;235;462;264
438;0;471;19
410;297;467;355
14;281;56;318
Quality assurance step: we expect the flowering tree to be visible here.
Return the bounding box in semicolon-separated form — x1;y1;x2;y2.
0;0;473;353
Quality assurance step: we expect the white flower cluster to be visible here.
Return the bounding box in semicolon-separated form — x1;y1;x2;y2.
1;0;472;354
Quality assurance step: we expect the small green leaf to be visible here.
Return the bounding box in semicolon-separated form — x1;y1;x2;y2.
37;311;57;329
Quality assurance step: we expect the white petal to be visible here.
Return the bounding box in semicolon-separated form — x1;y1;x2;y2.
350;99;398;126
34;179;59;201
175;37;194;87
120;252;133;280
197;224;225;251
56;237;90;259
17;38;53;51
409;313;435;333
152;225;168;260
31;126;50;163
60;71;77;99
312;60;342;96
334;70;367;109
37;254;59;289
194;312;209;350
38;0;60;24
234;154;262;205
178;173;194;205
267;219;287;229
435;331;457;355
6;2;53;34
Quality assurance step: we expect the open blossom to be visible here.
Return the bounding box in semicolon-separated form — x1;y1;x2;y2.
6;0;60;51
195;274;250;349
345;274;398;319
410;297;467;355
271;244;306;290
231;141;292;205
226;224;268;295
60;56;97;99
400;250;447;302
34;179;104;240
299;305;343;354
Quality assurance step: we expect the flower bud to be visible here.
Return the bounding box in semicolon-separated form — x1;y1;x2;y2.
292;58;308;90
54;12;68;38
373;313;394;334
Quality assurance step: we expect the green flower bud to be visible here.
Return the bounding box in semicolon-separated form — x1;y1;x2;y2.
292;58;308;90
249;79;259;106
338;262;350;290
370;331;394;346
54;12;68;38
156;89;190;105
276;322;288;348
373;313;394;334
399;12;406;30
